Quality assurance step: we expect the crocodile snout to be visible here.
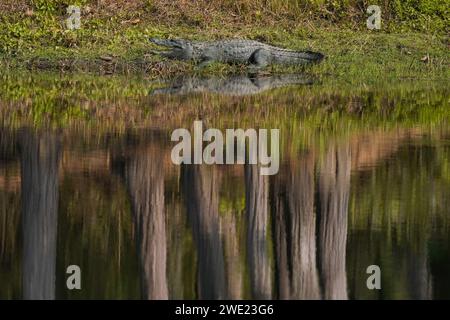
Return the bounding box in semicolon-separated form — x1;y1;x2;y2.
149;38;183;49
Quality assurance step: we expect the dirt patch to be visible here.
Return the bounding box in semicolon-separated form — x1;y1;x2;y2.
0;0;28;12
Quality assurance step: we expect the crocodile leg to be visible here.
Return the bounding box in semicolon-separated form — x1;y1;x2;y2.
196;48;216;68
249;48;270;69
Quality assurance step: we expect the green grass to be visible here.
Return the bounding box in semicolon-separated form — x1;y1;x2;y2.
0;1;448;81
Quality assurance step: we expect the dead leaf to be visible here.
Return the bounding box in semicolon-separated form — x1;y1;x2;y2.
420;54;430;63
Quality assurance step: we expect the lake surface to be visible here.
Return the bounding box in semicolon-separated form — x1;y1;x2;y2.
0;72;449;299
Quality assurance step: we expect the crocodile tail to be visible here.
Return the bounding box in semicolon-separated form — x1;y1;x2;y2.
299;51;325;63
272;49;325;65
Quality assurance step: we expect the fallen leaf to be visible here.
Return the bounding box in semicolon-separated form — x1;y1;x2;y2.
420;55;430;63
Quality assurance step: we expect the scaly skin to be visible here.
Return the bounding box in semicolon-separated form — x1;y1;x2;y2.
150;38;324;68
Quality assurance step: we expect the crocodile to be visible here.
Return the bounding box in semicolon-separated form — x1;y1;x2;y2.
149;38;324;68
150;74;314;96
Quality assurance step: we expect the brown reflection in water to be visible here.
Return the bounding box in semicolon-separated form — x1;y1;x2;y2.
245;164;272;299
124;145;168;299
20;131;60;300
318;143;351;300
0;127;447;299
272;151;321;299
182;164;226;299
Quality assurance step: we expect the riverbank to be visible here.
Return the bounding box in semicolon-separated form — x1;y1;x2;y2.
0;1;448;81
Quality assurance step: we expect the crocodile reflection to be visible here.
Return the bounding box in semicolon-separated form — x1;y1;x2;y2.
150;74;314;96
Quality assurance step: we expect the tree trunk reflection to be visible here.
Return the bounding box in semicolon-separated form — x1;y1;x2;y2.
318;143;351;300
20;131;60;300
125;146;168;299
272;153;321;299
245;164;272;299
182;164;226;299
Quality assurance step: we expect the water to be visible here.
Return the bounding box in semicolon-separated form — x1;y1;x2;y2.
0;72;449;299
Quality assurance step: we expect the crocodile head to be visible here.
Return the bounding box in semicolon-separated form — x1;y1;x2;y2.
149;38;194;61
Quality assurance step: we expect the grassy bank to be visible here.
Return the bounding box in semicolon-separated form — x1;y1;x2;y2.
0;0;448;80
